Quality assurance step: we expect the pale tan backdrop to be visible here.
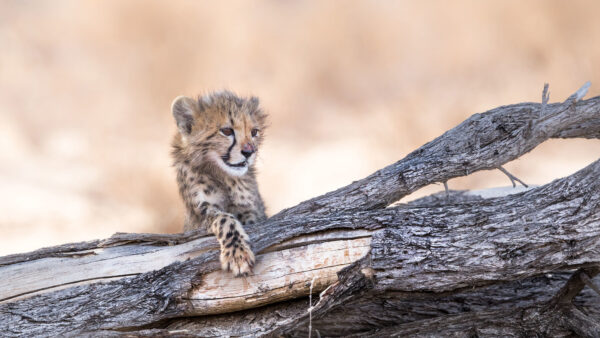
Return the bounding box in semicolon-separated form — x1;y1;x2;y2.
1;0;599;255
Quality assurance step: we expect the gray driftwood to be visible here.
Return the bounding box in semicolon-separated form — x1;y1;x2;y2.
1;83;599;337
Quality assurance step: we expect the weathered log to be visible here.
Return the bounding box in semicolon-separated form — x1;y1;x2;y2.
154;271;600;337
0;83;599;336
266;159;600;336
350;268;600;338
0;229;372;309
271;83;600;221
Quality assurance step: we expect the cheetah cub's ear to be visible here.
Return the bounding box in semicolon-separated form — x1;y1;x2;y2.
171;96;200;135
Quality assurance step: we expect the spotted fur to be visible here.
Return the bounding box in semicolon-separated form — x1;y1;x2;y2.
171;91;267;276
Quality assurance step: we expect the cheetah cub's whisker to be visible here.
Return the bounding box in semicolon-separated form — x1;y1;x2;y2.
171;91;267;276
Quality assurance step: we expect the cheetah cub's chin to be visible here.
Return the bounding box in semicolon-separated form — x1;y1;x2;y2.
171;91;268;277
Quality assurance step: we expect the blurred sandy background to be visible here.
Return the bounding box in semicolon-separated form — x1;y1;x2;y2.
1;1;599;256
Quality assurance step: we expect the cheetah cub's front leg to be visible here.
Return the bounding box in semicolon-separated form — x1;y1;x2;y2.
210;213;255;276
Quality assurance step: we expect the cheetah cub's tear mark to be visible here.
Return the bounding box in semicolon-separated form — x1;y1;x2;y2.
171;91;267;276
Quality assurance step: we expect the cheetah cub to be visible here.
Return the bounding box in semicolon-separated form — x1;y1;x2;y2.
171;91;267;276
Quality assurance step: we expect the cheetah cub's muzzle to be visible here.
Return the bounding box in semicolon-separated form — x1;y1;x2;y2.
210;126;259;177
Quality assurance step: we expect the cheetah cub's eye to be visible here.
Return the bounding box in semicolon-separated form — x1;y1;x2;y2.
220;128;234;136
251;128;259;137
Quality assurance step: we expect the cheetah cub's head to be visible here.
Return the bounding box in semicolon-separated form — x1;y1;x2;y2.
171;91;267;176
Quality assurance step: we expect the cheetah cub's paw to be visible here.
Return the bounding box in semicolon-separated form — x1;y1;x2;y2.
220;240;255;276
216;218;255;276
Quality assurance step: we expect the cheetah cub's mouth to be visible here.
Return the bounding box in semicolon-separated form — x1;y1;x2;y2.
224;158;248;168
220;158;249;176
209;152;251;177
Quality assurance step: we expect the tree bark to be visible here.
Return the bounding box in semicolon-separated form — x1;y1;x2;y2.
1;83;599;337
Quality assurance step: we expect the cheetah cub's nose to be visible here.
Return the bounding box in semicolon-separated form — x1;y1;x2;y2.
241;143;255;158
